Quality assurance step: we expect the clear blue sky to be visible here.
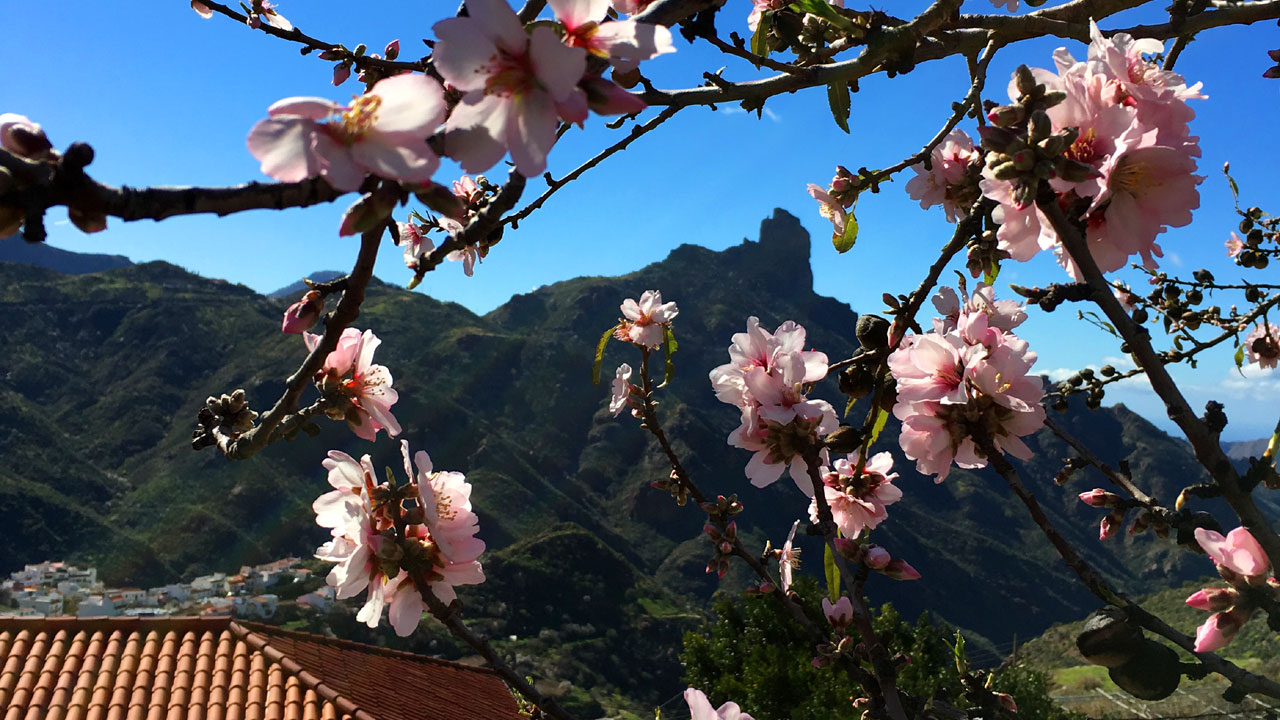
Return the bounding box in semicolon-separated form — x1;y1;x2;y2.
6;1;1280;439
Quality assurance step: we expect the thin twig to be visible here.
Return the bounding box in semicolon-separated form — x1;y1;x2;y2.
194;0;424;73
501;106;681;228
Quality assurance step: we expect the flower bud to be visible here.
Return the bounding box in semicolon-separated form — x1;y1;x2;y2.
333;63;351;86
1186;586;1239;612
882;558;921;580
1056;158;1099;183
1014;65;1038;98
863;545;890;569
282;290;324;334
989;162;1020;181
994;693;1018;713
1078;489;1118;507
384;39;400;60
0;113;53;160
1194;607;1249;653
68;206;107;234
832;536;864;562
339;188;397;237
1099;512;1122;540
1028;110;1051;143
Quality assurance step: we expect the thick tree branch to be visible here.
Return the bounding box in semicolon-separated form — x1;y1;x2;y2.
981;440;1280;700
1038;192;1280;571
209;222;385;460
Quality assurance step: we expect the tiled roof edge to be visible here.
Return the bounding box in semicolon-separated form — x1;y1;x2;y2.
0;616;233;633
234;620;502;677
229;621;379;720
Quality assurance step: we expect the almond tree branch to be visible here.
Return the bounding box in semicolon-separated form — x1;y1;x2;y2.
638;0;1280;107
416;170;527;274
206;221;386;460
979;437;1280;700
1038;191;1280;571
193;0;425;73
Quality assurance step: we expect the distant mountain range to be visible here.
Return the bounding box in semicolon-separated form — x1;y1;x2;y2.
0;234;132;274
2;212;1275;713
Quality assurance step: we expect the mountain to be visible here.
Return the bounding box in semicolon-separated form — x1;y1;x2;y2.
269;270;345;299
1;210;1273;713
0;234;132;274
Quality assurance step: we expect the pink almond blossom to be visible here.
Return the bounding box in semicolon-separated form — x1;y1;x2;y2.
191;1;213;18
808;184;849;240
433;0;587;176
282;290;324;334
620;290;678;348
551;0;675;74
1194;607;1249;653
709;317;827;407
304;327;402;441
0;113;52;160
1226;232;1244;258
810;451;902;538
905;129;981;222
778;520;801;593
1244;323;1280;370
822;596;853;630
685;688;754;720
1195;527;1269;578
248;73;446;192
609;363;641;417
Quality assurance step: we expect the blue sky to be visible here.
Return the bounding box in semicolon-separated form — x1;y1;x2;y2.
6;1;1280;440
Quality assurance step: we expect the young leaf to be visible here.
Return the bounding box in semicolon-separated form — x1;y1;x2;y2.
750;13;772;57
866;406;889;447
952;630;968;675
824;544;841;603
591;326;615;386
984;259;1000;284
833;207;858;253
1235;344;1246;374
658;326;679;388
826;80;850;134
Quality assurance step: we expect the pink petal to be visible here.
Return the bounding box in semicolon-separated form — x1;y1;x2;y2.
369;74;447;135
248;117;322;182
507;89;560;177
431;18;502;93
549;0;609;29
191;1;213;18
461;0;527;53
267;97;341;120
352;133;439;184
529;26;588;102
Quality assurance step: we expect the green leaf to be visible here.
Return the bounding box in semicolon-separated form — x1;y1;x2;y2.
658;325;678;389
843;396;857;418
591;326;614;386
866;406;889;448
1235;344;1246;373
826;81;850;134
952;630;968;676
832;207;858;253
824;544;840;603
750;13;772;57
984;259;1000;284
789;0;853;31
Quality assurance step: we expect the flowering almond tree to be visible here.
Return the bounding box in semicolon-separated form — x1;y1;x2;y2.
4;0;1280;718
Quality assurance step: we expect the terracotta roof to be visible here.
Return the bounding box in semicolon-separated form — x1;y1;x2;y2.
0;616;523;720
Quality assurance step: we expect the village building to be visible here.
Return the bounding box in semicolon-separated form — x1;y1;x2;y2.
0;616;523;720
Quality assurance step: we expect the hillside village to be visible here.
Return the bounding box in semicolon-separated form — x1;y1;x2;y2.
0;558;336;620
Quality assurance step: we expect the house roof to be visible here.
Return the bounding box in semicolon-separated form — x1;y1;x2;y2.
0;616;523;720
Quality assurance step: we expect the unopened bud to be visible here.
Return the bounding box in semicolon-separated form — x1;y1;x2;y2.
1078;489;1119;508
1099;512;1122;540
882;558;921;580
282;290;324;334
1040;89;1067;108
333;63;351;86
1186;586;1239;612
985;104;1024;129
832;536;864;562
339;188;397;237
1014;65;1038;98
990;162;1020;181
863;544;890;570
1028;110;1051;142
68;207;107;234
384;39;400;60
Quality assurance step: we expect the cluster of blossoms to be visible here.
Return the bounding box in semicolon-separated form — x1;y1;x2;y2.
313;442;486;636
304;327;402;441
895;23;1204;280
399;175;494;280
240;0;673;221
1185;527;1276;652
710;318;836;491
809;450;902;538
904;129;983;222
1244;322;1280;369
981;22;1205;278
807;166;858;242
887;283;1043;481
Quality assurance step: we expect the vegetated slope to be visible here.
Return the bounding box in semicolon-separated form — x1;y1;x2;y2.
0;210;1269;669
